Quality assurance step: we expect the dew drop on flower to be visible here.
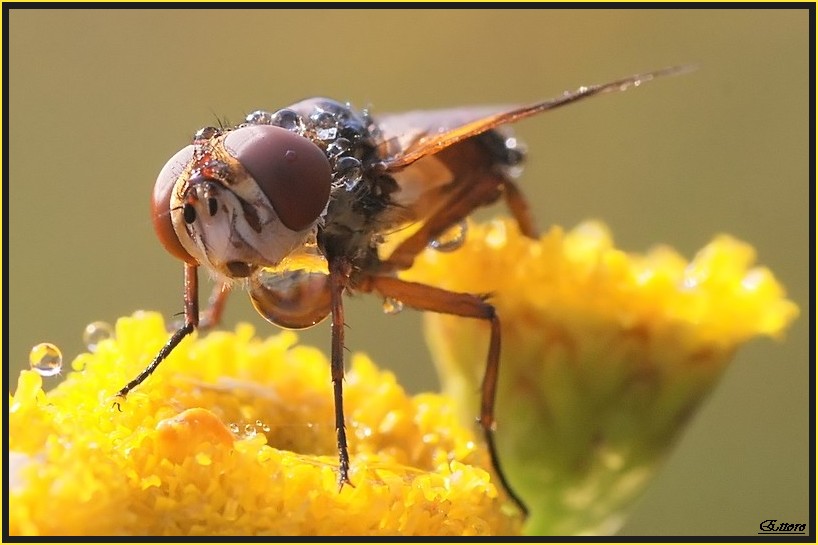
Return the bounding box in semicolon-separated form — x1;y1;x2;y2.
429;220;468;252
244;424;257;438
382;297;404;315
229;423;240;435
29;343;63;377
82;321;113;352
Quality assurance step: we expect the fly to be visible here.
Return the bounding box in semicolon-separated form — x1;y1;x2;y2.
116;65;693;515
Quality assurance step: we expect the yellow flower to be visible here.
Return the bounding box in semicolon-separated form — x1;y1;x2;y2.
9;312;522;536
400;219;799;535
10;218;797;537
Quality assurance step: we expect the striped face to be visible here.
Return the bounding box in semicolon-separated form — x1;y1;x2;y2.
151;125;332;284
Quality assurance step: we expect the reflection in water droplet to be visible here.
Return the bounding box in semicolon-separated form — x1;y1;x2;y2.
262;424;271;432
326;137;351;157
245;110;274;125
271;109;304;133
29;343;63;377
382;297;404;315
429;220;468;252
333;156;363;190
82;321;113;352
311;110;337;129
317;127;338;141
229;423;240;434
244;424;257;438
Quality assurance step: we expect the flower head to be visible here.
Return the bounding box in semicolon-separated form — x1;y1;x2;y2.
400;219;798;535
9;313;522;536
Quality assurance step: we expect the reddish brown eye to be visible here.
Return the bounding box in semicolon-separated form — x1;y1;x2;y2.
152;145;197;264
224;125;332;231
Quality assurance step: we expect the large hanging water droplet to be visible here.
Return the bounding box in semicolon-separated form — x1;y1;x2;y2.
382;297;404;315
429;220;468;252
82;321;113;352
29;343;63;377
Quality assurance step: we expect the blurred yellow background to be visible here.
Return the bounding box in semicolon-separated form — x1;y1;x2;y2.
9;9;808;535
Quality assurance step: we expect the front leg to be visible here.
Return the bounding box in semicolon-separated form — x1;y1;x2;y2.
115;263;201;404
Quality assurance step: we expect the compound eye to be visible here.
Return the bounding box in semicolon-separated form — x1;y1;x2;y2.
224;125;332;231
152;145;197;264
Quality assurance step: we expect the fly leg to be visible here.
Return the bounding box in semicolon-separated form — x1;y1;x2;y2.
501;178;538;238
198;281;231;331
114;263;200;407
328;255;354;490
357;274;528;515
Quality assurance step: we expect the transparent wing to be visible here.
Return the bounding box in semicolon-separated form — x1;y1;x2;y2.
377;65;694;170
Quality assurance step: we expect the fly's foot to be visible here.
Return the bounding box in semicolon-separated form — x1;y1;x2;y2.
337;459;355;492
111;393;126;412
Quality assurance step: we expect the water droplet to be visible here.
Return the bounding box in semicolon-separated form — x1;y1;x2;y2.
333;156;363;189
82;321;113;352
254;419;271;433
229;423;240;434
245;110;274;125
29;343;63;377
193;126;220;141
244;424;257;438
311;110;337;129
326;137;351;157
271;109;304;133
316;127;338;141
382;297;404;315
429;220;468;252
